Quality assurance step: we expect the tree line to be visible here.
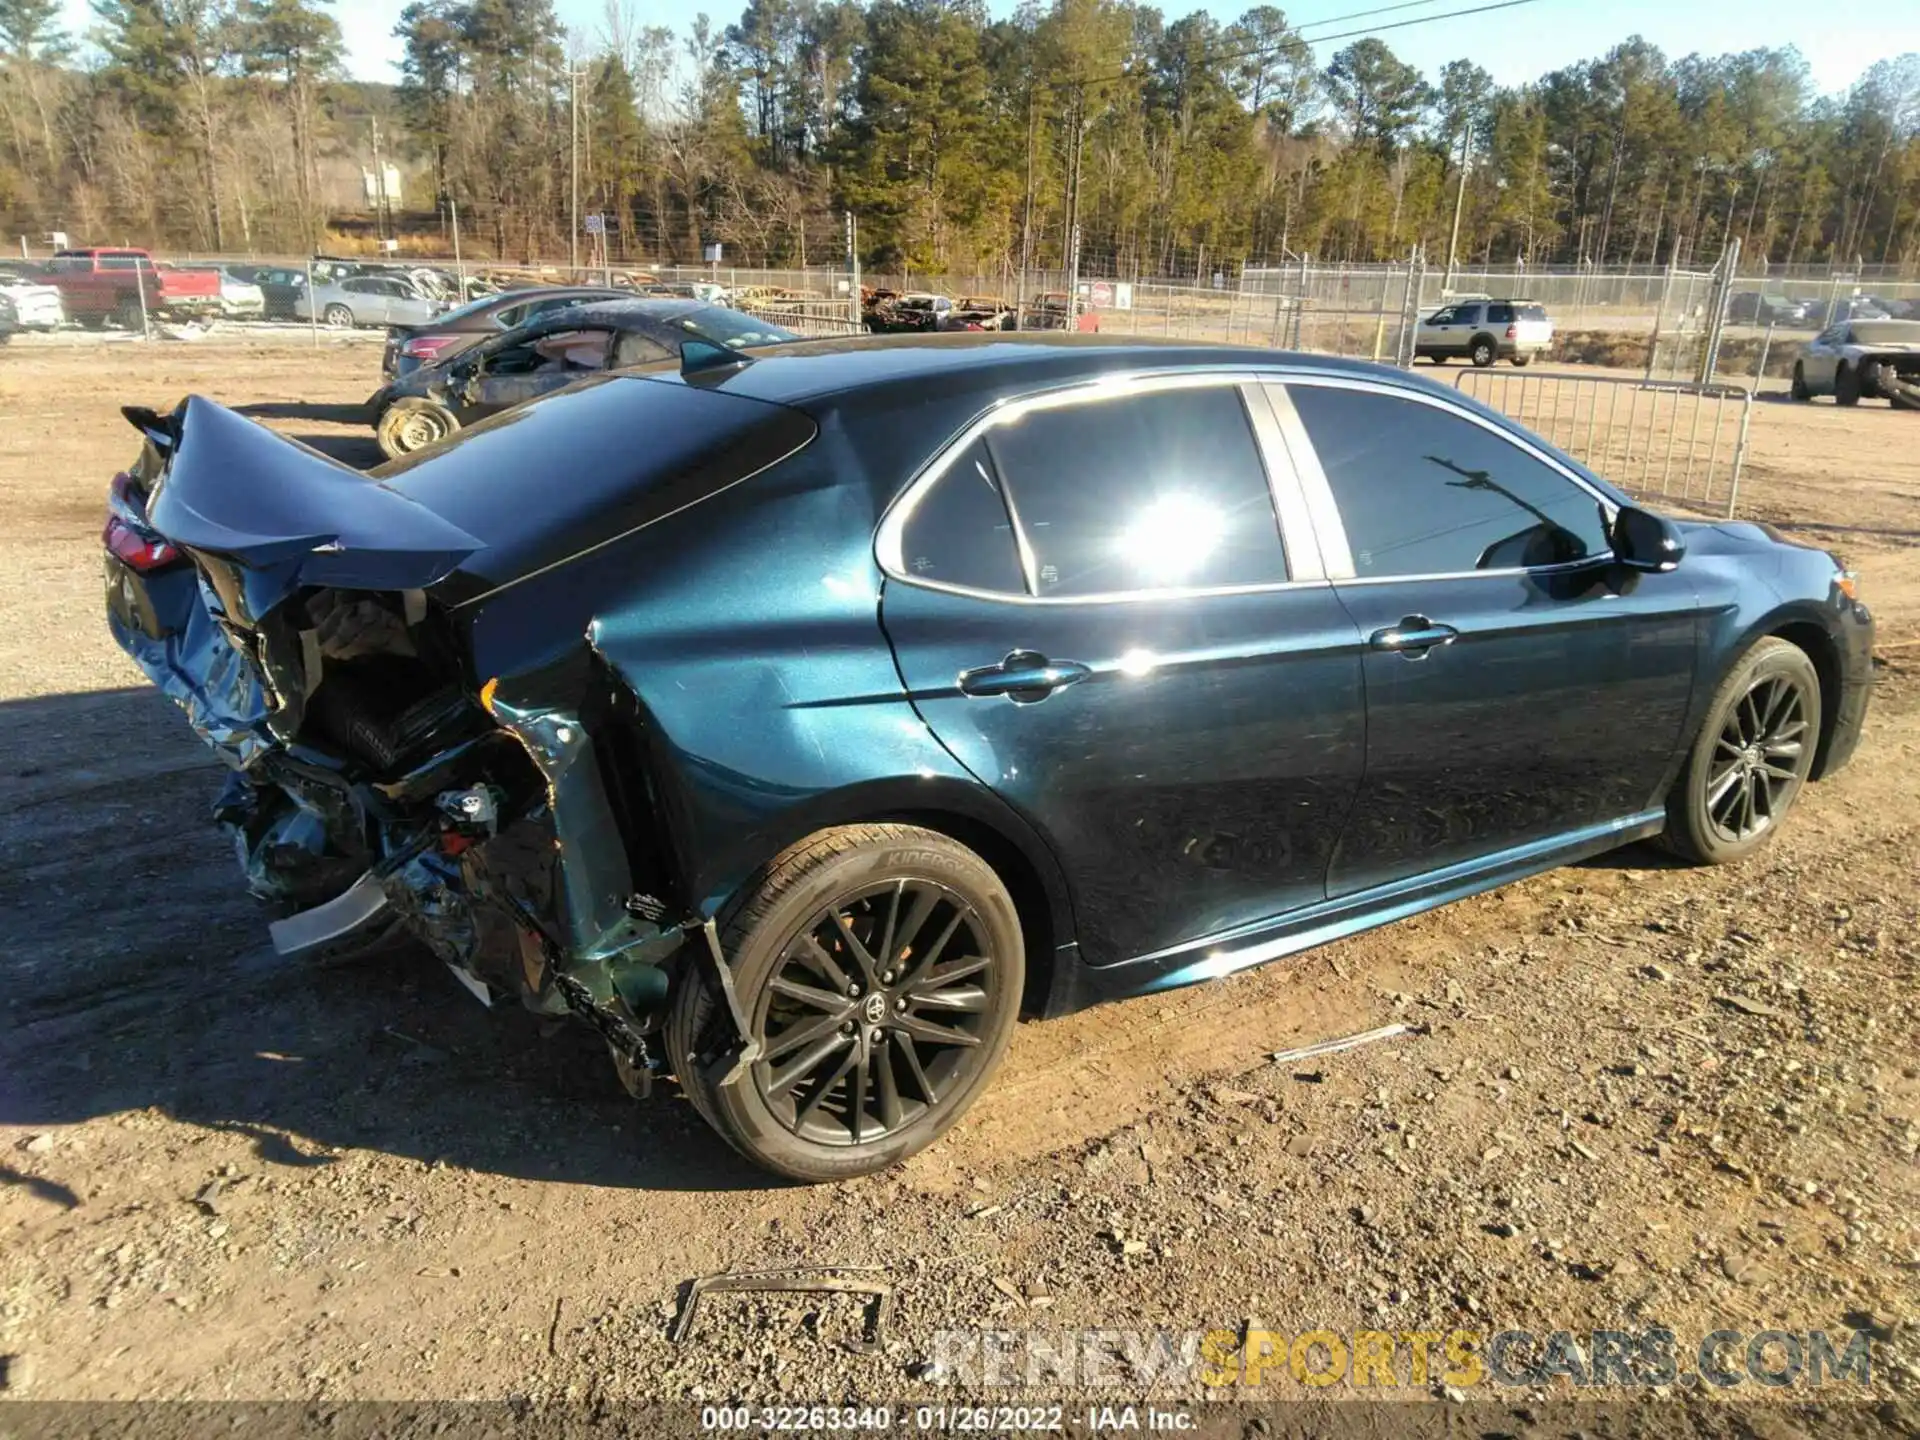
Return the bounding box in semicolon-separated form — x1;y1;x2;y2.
1;0;1917;278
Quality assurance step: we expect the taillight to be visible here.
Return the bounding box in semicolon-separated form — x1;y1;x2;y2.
402;335;458;360
104;471;181;572
104;514;180;571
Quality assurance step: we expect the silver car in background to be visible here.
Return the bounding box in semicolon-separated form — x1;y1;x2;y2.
1791;319;1920;409
294;274;442;329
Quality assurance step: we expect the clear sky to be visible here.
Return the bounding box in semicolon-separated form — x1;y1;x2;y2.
55;0;1904;94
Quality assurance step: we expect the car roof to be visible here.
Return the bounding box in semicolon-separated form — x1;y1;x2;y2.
642;332;1465;408
521;298;707;329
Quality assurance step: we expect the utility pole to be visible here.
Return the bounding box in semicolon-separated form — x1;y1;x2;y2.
370;116;390;246
846;210;860;327
1016;82;1036;327
451;199;464;296
569;65;583;273
1063;87;1084;325
1443;126;1470;292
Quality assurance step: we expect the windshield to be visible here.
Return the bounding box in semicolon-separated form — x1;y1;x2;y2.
432;291;541;326
674;305;799;349
1850;320;1920;345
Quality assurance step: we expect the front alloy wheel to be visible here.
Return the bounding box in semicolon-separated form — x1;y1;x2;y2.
1659;637;1821;865
667;824;1023;1181
1703;673;1810;844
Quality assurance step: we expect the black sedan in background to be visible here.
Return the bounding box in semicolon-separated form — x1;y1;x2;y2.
380;285;631;379
367;298;799;458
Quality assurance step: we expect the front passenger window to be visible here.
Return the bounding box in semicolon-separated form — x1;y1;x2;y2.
1288;384;1611;577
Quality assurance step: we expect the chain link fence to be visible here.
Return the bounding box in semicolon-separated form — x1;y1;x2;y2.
50;242;1916;517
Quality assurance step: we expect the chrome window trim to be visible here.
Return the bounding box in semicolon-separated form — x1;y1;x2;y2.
1240;382;1327;583
1262;372;1621;587
874;367;1322;606
1260;382;1355;580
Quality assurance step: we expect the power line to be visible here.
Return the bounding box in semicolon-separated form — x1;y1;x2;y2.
1295;0;1452;39
1035;0;1551;95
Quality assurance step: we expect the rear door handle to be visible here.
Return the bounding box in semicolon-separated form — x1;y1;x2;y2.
1369;616;1459;656
957;650;1092;702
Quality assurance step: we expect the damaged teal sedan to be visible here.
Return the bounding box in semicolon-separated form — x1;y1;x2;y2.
105;337;1873;1180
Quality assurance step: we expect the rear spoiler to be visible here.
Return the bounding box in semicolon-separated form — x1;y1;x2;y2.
141;396;483;617
122;404;179;454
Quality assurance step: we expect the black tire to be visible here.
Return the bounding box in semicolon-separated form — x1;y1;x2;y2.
1426;352;1450;365
116;298;145;331
1657;637;1821;866
665;824;1024;1182
323;303;354;329
1790;363;1810;401
1470;336;1496;367
1511;353;1533;368
376;398;460;459
1835;364;1860;407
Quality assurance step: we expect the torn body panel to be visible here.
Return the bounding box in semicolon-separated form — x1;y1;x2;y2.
106;380;1072;1101
104;387;879;1084
1857;355;1920;410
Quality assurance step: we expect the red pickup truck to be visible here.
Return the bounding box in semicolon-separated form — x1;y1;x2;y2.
46;248;222;327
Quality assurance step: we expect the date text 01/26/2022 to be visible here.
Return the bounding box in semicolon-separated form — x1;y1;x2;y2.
697;1405;1194;1431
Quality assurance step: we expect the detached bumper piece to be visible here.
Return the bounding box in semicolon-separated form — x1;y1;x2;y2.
1859;359;1920;412
268;873;394;962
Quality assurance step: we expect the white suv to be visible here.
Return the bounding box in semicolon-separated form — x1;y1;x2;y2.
1416;298;1553;367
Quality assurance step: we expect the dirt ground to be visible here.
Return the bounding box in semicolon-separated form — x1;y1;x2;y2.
1;336;1916;1418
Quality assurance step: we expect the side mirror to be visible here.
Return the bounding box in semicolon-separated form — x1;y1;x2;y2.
1611;505;1686;572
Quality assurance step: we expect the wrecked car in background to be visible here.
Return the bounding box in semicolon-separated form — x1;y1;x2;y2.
366;299;799;458
1791;318;1920;410
380;285;631;381
0;260;65;334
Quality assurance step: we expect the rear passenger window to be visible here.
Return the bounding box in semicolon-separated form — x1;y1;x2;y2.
987;386;1287;596
899;438;1027;595
1289;384;1610;577
1487;303;1514;324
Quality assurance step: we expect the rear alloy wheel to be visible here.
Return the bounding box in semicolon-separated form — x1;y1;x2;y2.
1658;637;1821;865
667;824;1023;1181
323;303;354;329
377;398;460;459
1470;336;1496;367
1835;364;1861;407
1790;363;1810;401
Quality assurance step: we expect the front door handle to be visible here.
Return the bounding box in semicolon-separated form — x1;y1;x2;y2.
957;650;1092;702
1369;616;1459;656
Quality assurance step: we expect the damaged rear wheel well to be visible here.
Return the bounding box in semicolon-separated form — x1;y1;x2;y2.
871;808;1060;1017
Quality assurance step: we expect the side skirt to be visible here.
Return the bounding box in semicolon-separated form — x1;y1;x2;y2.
1053;811;1666;1012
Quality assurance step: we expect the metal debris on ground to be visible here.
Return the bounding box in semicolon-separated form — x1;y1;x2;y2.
1268;1022;1417;1068
670;1266;892;1352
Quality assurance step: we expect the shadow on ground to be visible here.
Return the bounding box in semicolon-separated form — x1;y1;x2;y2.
289;432;385;468
0;686;769;1194
233;401;372;426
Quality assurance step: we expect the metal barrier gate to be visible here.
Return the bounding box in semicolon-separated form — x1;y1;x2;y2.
752;307;868;338
1453;369;1753;520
